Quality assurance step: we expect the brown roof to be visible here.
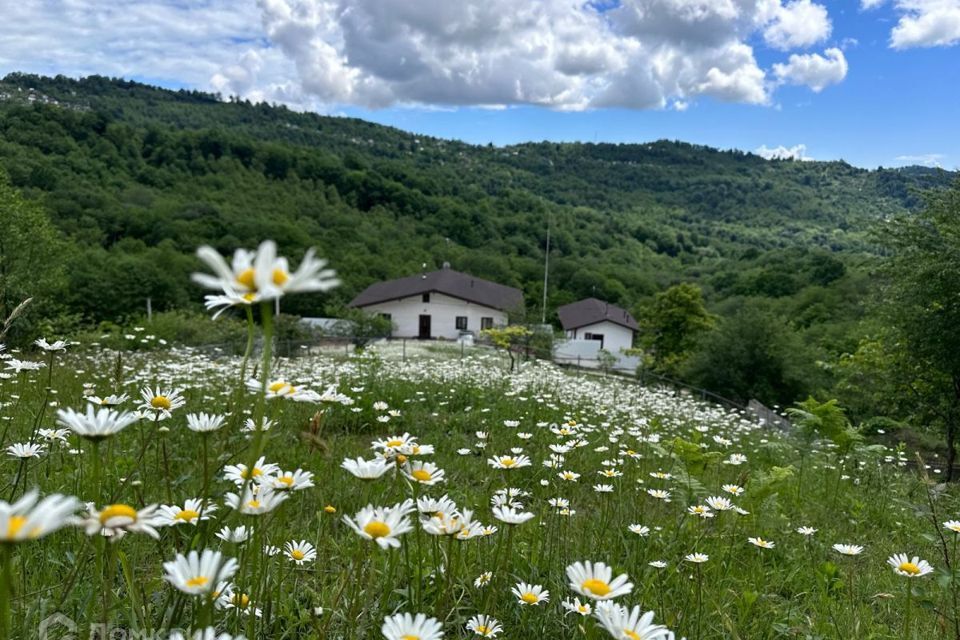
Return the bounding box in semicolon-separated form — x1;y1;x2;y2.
349;268;523;312
557;298;638;332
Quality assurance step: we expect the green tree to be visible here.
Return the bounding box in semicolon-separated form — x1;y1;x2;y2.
873;180;960;478
640;283;715;375
482;325;532;373
0;172;66;340
683;301;816;406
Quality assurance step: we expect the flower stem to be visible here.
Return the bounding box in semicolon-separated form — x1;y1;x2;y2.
91;440;102;502
0;546;12;639
904;583;913;640
241;305;255;383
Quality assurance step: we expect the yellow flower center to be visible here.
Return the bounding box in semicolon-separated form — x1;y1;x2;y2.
363;520;391;538
624;630;642;640
291;549;305;561
186;576;209;588
151;395;171;410
582;578;611;597
578;605;589;613
400;636;420;640
240;467;263;479
99;504;137;525
246;500;261;509
899;562;921;575
500;458;516;467
324;505;336;514
175;510;200;522
233;593;250;608
278;476;294;486
521;592;539;604
396;454;408;465
476;625;490;635
236;267;287;290
268;381;291;394
236;268;255;289
386;439;405;448
411;469;432;482
6;515;27;538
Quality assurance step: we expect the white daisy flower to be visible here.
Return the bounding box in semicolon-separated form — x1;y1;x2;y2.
163;549;238;596
343;502;415;549
0;490;80;542
84;503;164;540
56;406;139;440
284;540;317;565
186;412;226;433
381;612;443;640
566;561;633;601
593;601;671;640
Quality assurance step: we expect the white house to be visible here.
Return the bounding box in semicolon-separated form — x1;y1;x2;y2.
348;266;523;340
557;298;638;354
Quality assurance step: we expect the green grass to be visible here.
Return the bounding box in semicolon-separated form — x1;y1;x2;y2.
0;340;956;639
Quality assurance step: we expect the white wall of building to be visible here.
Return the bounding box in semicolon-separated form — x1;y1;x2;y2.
553;339;642;371
564;320;635;354
358;292;508;339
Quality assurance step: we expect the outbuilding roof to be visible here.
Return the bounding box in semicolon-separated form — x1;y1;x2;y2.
349;268;524;312
557;298;639;332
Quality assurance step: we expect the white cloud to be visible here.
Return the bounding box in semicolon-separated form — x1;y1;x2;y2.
862;0;960;48
763;0;832;50
243;0;843;109
895;153;946;166
0;0;848;111
773;47;848;92
755;144;814;160
890;0;960;48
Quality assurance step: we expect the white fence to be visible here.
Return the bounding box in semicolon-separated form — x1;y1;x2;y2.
552;339;641;372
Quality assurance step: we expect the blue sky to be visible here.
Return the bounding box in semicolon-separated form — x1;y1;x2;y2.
343;2;958;168
1;0;958;168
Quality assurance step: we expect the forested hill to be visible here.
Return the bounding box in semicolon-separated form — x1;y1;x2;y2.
0;72;954;330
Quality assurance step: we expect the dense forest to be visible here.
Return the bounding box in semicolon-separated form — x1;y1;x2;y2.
1;72;957;412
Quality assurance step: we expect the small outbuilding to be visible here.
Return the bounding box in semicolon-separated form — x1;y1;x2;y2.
557;298;638;354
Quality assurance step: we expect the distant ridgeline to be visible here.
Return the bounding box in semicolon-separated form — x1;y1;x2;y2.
0;72;955;328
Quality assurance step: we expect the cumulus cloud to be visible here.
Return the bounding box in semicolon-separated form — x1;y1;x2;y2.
863;0;960;49
0;0;848;111
890;1;960;48
773;47;848;92
895;153;946;166
755;144;814;160
246;0;841;110
763;0;832;50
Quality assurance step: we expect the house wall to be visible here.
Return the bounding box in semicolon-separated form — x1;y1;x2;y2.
553;339;642;372
564;320;635;353
358;292;508;339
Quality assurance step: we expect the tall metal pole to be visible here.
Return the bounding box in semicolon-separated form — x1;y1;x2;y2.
541;221;550;324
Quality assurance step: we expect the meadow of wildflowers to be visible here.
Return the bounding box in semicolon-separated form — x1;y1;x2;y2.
0;241;955;640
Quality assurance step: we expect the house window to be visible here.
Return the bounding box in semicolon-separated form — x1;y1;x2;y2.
378;313;392;322
455;316;468;331
585;333;604;341
480;317;494;330
422;293;430;303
